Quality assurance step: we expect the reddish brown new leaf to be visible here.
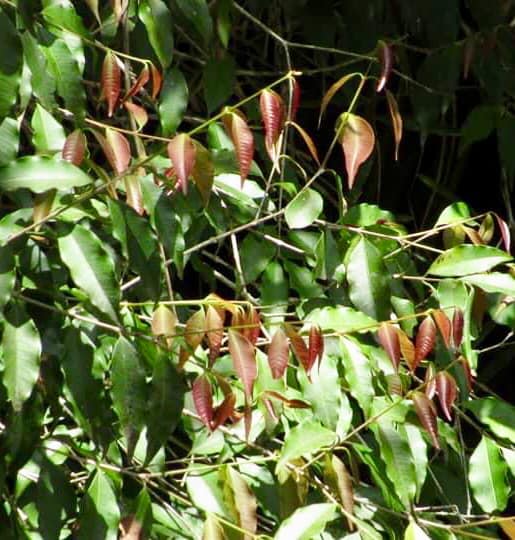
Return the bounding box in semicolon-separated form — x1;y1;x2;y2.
284;323;310;374
494;212;511;253
123;65;150;101
260;89;285;160
412;391;440;449
325;454;355;532
192;375;213;430
432;309;451;349
452;308;464;349
212;392;236;431
319;73;360;126
308;324;324;372
179;308;206;369
397;328;415;370
264;390;311;409
458;356;474;391
105;128;131;175
424;363;436;399
376;41;393;92
123;101;148;130
149;63;163;100
377;322;400;372
124;175;144;215
206;305;225;366
268;327;289;379
242;305;260;346
291;78;301;121
167;133;196;195
435;371;457;422
62;129;87;166
222;110;254;186
339;113;375;189
289;121;320;165
414;316;436;370
385;90;402;161
102;51;121;117
228;329;256;401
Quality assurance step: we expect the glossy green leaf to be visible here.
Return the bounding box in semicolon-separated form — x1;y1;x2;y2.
174;0;213;44
0;117;19;166
404;520;431;540
186;467;229;517
274;503;336;540
0;156;91;193
465;397;515;444
285;188;323;229
139;0;174;68
240;234;275;283
340;337;374;416
42;1;90;38
469;436;509;512
203;54;235;113
404;423;428;499
58;224;120;323
427;245;512;276
111;337;148;459
434;202;471;227
159;67;188;136
461;272;515;296
346;236;390;320
306;306;376;333
2;303;41;411
31;104;66;155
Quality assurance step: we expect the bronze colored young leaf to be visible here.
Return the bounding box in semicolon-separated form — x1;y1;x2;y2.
268;327;289;379
151;303;177;350
377;322;400;371
226;466;258;539
284;323;310;374
424;362;436;399
289;121;320;165
242;305;260;346
259;89;285;160
167;133;196;195
338;113;375;189
149;63;163;99
124;175;144;215
192;375;213;430
308;323;324;373
291;77;301;121
212;392;236;431
206;305;224;365
385;89;402;161
435;371;457;422
397;328;415;370
412;391;440;449
222;110;254;186
324;454;355;531
123;65;150;101
452;308;464;349
458;356;474;391
386;373;404;396
123;101;148;130
102;51;121;117
105;128;131;175
263;390;311;409
376;41;393;92
319;72;360;125
414;316;436;370
432;309;451;349
179;308;206;368
494;213;511;253
228;329;256;401
62;129;87;166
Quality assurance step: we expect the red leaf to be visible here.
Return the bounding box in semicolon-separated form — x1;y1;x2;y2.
268;327;289;379
228;329;256;401
339;113;375;189
435;371;457;422
192;375;213;430
424;363;436;399
260;89;285;160
432;309;451;349
412;391;440;449
212;392;236;431
105;128;131;174
385;90;402;161
494;213;511;253
242;305;260;346
291;78;301;120
414;316;436;370
308;324;324;373
62;129;87;166
167;133;196;195
397;328;415;370
264;390;311;409
206;305;224;366
452;308;464;349
149;63;163;100
377;322;400;371
123;102;148;130
289;121;320;165
123;65;150;101
222;110;254;186
284;323;310;374
376;41;393;92
458;356;474;391
102;51;121;117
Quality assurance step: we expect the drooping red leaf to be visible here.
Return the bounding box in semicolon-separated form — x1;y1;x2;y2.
102;51;121;117
291;78;301;120
494;212;511;253
339;113;375;189
458;356;474;391
452;308;464;350
212;392;236;431
264;390;311;409
435;371;457;422
105;128;131;174
424;363;436;399
385;89;402;161
412;391;440;449
397;328;415;370
242;305;260;346
260;89;285;160
414;316;436;370
284;323;310;374
228;329;256;401
123;101;148;130
167;133;196;195
222;110;254;186
432;309;452;349
192;375;213;430
149;63;163;100
319;73;360;126
376;41;393;92
124;175;144;215
308;324;324;373
179;308;206;369
206;305;225;366
268;327;289;379
62;129;87;166
377;322;400;372
123;65;150;101
289;121;321;165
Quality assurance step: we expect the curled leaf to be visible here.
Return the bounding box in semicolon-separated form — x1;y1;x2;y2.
284;323;310;375
264;390;311;409
212;392;236;430
167;133;196;194
288;121;320;165
123;102;148;130
102;51;121;117
452;308;464;349
192;375;213;429
319;72;360;126
377;322;400;372
412;391;440;449
222;110;254;186
376;41;393;92
149;63;163;99
494;213;511;253
435;371;457;422
324;454;355;531
458;356;474;391
432;309;451;349
124;174;144;215
414;316;436;370
228;329;256;401
479;213;495;244
123;65;150;101
62;129;87;166
463;37;475;80
260;89;285;160
268;327;289;379
385;89;402;161
338;113;375;189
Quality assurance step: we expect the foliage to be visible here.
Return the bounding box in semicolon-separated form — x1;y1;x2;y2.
0;0;514;539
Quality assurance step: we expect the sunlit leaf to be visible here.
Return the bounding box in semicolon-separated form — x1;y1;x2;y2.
242;305;260;346
228;329;256;401
123;102;148;131
412;392;440;449
222;110;254;185
414;317;436;370
192;374;213;430
151;304;177;350
260;88;285;160
466;397;515;443
285;188;323;230
494;213;511;253
105;128;131;174
138;0;174;69
268;326;289;379
424;363;436;399
101;51;121;117
385;89;402;161
308;324;324;372
284;323;310;374
377;322;400;372
404;520;431;540
191;140;214;205
167;133;196;195
340;337;374;416
432;309;451;348
319;72;360;125
427;245;512;276
376;41;393;92
180;308;206;367
206;305;224;365
31;104;65;155
275;503;336;540
226;466;257;539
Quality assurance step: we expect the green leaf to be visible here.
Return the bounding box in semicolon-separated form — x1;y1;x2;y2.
465;397;515;444
342;202;394;226
0;117;19;166
111;337;148;459
58;224;120;323
0;156;92;193
469;436;509;512
0;244;15;311
31;104;66;155
240;234;275;283
78;469;120;540
42;2;90;38
203;54;235;113
404;423;428;500
2;303;41;411
139;0;174;68
404;520;431;540
186;467;229;517
277;419;337;473
274;503;336;540
305;306;377;334
434;202;471;227
459;106;499;153
159;67;188;136
340;337;374;416
345;236;390;320
428;245;512;276
461;272;515;296
0;8;22;119
174;0;213;44
285;188;323;229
